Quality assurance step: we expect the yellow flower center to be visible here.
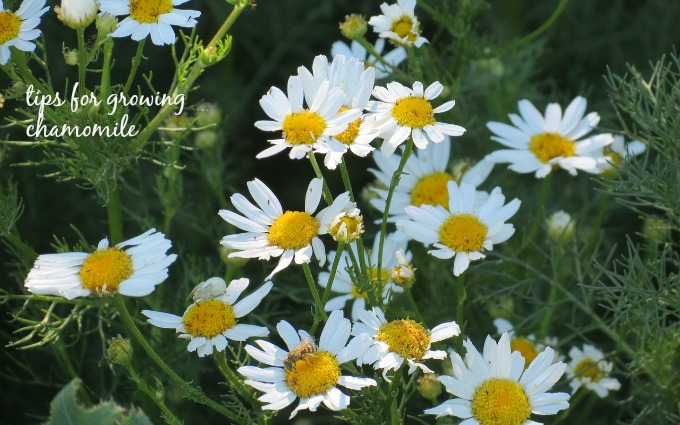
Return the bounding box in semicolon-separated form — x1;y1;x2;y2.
183;300;236;339
528;132;576;163
471;379;531;425
268;211;319;250
351;267;389;299
573;358;603;382
282;110;327;145
285;350;340;398
410;172;454;207
391;16;417;43
376;319;430;360
79;248;133;294
438;214;488;252
391;96;435;128
334;107;362;145
510;338;539;368
0;11;21;45
350;284;368;299
129;0;173;24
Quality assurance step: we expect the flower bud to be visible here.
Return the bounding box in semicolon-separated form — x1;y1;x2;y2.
546;210;575;244
195;102;222;128
339;14;368;40
64;50;79;66
328;209;364;243
195;130;218;149
642;217;670;244
96;13;118;36
417;373;442;401
55;0;98;29
0;94;5;109
389;250;416;288
107;335;133;368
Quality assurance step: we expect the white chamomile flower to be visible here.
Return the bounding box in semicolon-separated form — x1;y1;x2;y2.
142;278;272;357
318;232;411;319
254;74;361;163
322;197;364;244
485;96;614;178
24;229;177;299
398;181;520;276
55;0;98;28
297;54;379;169
369;137;494;222
368;81;466;157
331;38;407;79
238;310;377;419
598;135;646;176
0;0;49;65
368;0;428;48
424;332;570;424
219;178;349;279
353;307;460;378
566;344;621;398
98;0;200;46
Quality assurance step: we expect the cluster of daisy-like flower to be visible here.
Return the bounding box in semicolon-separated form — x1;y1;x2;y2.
0;0;201;67
17;0;635;422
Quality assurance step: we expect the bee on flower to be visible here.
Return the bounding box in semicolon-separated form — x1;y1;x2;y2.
238;310;377;418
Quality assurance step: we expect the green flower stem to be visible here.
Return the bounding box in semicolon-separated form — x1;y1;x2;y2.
339;158;368;277
310;242;345;335
132;1;248;150
3;56;62;125
2;231;37;268
584;189;611;257
388;368;404;425
76;28;87;95
521;172;552;251
499;0;570;53
454;273;467;355
112;295;248;424
308;153;333;205
100;39;114;103
123;363;182;425
302;262;328;328
377;140;414;287
539;281;559;339
339;159;355;202
106;186;124;245
405;287;425;324
214;350;258;406
123;39;146;96
345;243;379;307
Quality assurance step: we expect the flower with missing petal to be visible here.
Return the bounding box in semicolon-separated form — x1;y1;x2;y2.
598;135;646;177
98;0;200;46
0;0;49;65
485;97;613;178
425;332;570;424
566;344;621;398
25;229;177;299
353;307;460;377
397;181;520;276
238;310;376;419
219;178;349;279
368;0;428;48
142;278;272;357
367;81;465;157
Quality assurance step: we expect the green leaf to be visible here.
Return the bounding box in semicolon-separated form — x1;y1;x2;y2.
47;379;152;425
